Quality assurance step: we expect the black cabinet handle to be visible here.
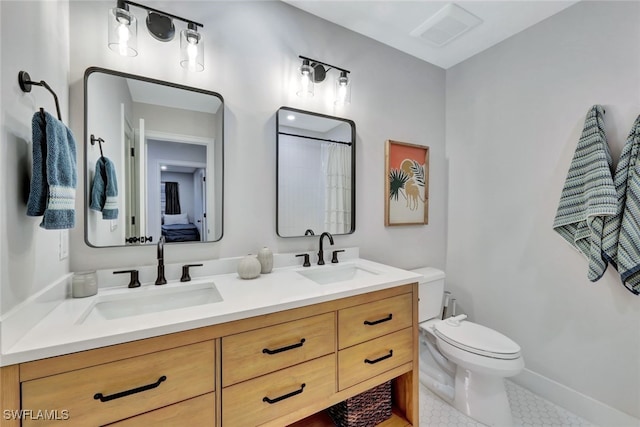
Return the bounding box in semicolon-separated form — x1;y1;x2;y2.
364;350;393;364
262;383;306;404
93;375;167;402
263;338;306;355
363;313;393;326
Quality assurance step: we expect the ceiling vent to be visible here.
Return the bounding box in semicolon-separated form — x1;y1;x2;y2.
410;3;482;47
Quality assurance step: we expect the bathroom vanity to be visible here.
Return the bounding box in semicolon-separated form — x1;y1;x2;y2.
0;255;421;426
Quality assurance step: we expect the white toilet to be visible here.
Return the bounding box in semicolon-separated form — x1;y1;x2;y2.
413;267;524;427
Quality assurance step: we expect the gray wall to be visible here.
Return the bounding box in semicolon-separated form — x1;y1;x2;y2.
67;1;447;273
446;1;640;419
0;1;71;316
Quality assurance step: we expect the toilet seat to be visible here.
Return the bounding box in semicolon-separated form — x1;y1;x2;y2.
433;318;521;360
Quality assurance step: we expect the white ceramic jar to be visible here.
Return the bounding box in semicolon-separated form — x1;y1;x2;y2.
72;271;98;298
257;247;273;274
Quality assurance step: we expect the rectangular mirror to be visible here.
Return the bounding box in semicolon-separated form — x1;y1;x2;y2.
277;107;355;237
84;67;223;247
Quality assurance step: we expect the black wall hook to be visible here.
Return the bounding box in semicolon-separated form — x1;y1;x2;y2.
18;71;62;121
90;134;105;158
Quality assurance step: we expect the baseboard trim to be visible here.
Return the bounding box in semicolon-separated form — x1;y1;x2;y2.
512;369;639;427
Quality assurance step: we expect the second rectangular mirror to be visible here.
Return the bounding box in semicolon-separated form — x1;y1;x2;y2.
276;107;355;237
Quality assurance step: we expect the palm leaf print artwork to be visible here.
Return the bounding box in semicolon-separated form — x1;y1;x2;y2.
385;140;429;226
389;168;409;200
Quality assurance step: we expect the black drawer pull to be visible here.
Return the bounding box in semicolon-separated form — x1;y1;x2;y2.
93;375;167;402
365;350;393;364
263;383;306;404
363;313;393;326
263;338;306;355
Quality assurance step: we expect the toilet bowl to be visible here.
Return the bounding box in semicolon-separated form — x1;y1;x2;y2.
412;267;524;427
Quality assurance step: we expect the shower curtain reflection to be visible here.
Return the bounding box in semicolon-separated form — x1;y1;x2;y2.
323;143;352;234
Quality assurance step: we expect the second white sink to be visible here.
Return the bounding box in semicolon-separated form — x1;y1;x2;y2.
78;281;223;324
297;263;380;285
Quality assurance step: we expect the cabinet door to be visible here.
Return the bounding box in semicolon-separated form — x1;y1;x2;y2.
222;313;335;386
338;293;413;349
22;341;215;426
223;355;335;426
105;393;215;426
338;328;413;390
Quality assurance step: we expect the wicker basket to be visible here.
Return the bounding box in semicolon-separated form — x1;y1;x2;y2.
327;381;392;427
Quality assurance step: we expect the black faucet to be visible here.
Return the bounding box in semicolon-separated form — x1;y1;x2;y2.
317;232;334;265
155;236;167;285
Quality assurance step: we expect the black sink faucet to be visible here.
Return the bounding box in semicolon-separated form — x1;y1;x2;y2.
317;232;334;265
155;236;167;285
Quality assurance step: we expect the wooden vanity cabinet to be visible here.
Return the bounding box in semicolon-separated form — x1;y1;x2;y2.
0;283;418;427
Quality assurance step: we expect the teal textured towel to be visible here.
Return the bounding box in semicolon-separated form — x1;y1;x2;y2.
26;110;77;229
90;156;118;220
602;115;640;295
553;105;617;281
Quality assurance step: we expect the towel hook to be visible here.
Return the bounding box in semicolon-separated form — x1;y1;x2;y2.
18;71;62;121
90;134;105;158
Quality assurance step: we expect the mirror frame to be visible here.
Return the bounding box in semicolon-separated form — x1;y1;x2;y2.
83;67;224;247
276;106;356;238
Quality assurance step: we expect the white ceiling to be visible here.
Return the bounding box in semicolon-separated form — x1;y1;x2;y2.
281;0;578;69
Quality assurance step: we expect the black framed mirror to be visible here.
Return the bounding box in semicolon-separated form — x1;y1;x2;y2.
276;107;355;238
84;67;224;247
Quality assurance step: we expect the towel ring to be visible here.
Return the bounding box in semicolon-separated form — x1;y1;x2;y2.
90;134;105;158
18;71;62;121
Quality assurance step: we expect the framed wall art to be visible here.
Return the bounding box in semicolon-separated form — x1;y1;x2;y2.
385;140;429;226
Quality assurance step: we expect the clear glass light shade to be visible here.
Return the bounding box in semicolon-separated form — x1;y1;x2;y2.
108;7;138;57
296;62;314;98
180;29;204;72
334;72;351;105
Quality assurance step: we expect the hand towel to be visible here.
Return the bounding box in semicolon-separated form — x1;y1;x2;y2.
602;115;640;295
26;110;77;229
552;105;617;281
90;156;119;220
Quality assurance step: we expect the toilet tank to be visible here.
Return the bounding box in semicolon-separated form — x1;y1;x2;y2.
410;267;446;323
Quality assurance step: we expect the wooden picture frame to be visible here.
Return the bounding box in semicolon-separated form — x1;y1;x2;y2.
385;140;429;226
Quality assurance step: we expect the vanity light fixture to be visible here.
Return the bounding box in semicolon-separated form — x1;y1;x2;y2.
296;56;351;105
108;0;204;72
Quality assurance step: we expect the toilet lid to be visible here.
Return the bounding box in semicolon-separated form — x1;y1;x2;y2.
434;319;521;359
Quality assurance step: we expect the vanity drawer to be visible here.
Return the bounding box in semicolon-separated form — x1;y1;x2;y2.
105;392;215;426
338;328;413;390
22;341;215;426
222;354;335;426
222;312;335;386
338;293;412;349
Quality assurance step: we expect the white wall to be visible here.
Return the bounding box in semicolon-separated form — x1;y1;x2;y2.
68;1;447;271
446;1;640;419
0;1;70;316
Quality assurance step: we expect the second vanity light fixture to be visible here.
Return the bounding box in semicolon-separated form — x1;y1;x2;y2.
297;55;351;105
108;0;205;72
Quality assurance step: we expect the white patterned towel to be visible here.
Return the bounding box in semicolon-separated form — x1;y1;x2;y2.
553;105;617;281
602;115;640;295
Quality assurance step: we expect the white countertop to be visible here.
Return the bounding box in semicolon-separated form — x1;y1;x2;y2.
1;255;421;366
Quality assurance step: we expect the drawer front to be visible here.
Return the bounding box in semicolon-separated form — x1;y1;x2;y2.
338;328;413;390
106;393;215;426
223;354;335;426
339;293;412;349
22;341;215;426
222;312;335;386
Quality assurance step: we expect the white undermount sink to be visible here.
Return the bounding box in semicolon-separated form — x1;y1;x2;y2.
297;263;380;285
77;281;223;324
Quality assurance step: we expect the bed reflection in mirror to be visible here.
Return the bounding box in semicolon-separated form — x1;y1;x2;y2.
277;107;355;238
84;67;223;247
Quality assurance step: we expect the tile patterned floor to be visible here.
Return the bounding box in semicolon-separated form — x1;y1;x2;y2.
419;380;596;427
